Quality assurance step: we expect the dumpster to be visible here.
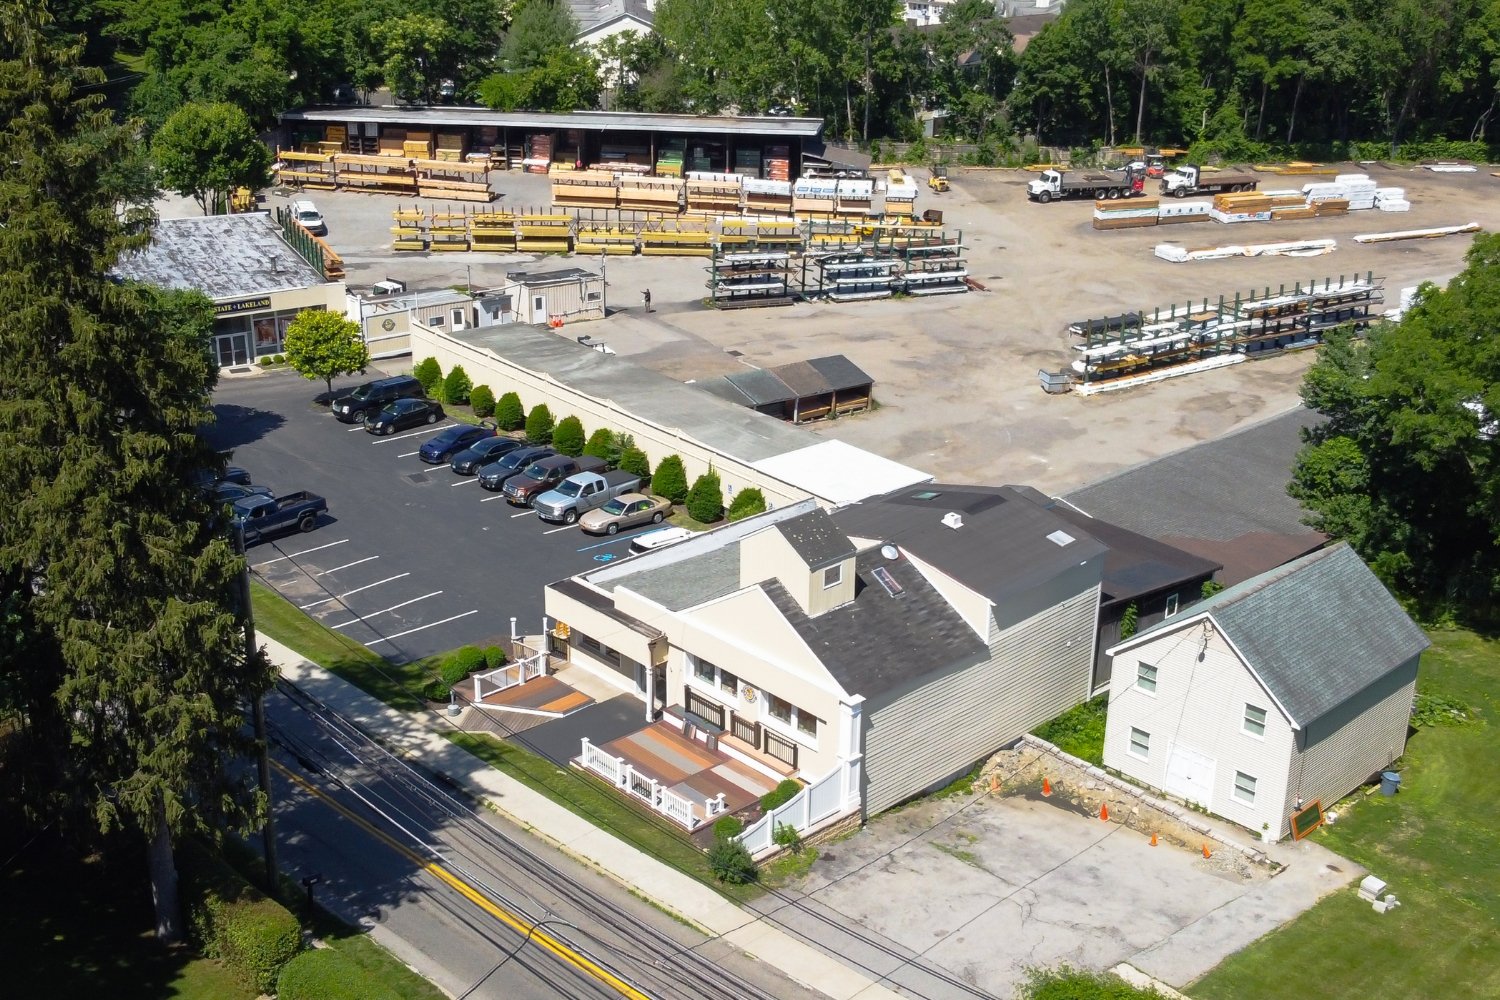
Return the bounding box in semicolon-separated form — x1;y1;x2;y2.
1380;770;1402;796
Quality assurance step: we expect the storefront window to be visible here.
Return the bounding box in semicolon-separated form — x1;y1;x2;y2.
253;317;279;355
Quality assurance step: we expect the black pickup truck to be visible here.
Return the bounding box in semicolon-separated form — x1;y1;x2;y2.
232;491;328;544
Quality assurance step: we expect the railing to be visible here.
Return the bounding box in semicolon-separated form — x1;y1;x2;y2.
472;652;546;703
738;760;858;856
579;737;726;830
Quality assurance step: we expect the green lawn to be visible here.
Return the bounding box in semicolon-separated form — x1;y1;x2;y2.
1031;694;1107;766
1191;627;1500;1000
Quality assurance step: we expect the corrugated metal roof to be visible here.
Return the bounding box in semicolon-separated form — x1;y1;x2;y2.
722;368;797;406
771;360;829;397
805;354;874;393
281;106;825;138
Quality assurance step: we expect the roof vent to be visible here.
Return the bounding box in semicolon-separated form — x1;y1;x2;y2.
941;511;963;530
880;543;900;561
1047;529;1076;547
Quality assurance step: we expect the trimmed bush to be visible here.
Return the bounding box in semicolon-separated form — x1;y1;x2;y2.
442;645;486;685
651;454;689;504
483;644;508;670
760;779;801;811
707;838;758;884
525;403;555;445
277;948;405;1000
494;391;525;430
583;428;616;462
553;415;586;456
713;815;744;841
413;357;442;394
425;678;451;702
178;838;301;994
469;384;496;418
726;487;766;522
441;365;472;405
686;468;724;523
619;446;651;480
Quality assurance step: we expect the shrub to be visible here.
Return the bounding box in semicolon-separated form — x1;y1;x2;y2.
525;403;555;444
707;838;758;884
277;948;404;1000
494;391;525;430
1200;579;1225;599
413;357;442;394
273;354;285;364
553;415;586;456
773;822;803;853
425;678;451;702
651;454;689;503
1017;965;1163;1000
760;779;801;811
686;468;724;523
442;645;486;685
583;428;616;462
1031;696;1107;767
1119;603;1139;640
712;815;745;841
178;839;301;994
442;365;472;405
483;644;508;670
619;446;651;480
470;384;496;418
726;487;767;522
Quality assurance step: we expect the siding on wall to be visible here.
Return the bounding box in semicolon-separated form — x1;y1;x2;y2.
861;585;1100;815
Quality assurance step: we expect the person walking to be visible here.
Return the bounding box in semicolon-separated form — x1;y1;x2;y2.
642;288;652;313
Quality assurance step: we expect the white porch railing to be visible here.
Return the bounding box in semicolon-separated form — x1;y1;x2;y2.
579;737;728;830
472;651;546;703
739;757;861;857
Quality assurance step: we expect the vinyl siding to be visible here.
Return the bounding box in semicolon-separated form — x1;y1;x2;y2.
1284;656;1418;831
1103;622;1296;837
861;584;1100;815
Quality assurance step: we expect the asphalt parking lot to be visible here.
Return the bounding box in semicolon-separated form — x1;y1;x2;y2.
207;369;653;662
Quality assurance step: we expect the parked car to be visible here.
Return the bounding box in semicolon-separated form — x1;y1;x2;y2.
191;465;253;490
535;470;644;525
450;436;527;475
291;199;327;236
477;445;556;492
578;492;671;534
502;455;607;507
419;424;495;464
209;482;273;506
232;491;328;544
628;525;694;554
332;374;425;424
366;398;444;435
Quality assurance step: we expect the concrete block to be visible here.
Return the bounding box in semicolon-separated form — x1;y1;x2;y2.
1358;875;1387;901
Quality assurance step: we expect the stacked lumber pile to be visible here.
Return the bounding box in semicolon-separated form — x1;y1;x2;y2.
733;147;762;179
275;148;336;189
1376;187;1410;212
468;210;516;252
574;224;638;255
792;177;838;215
337;153;417;194
1093;196;1159;230
551;171;618;210
656;140;685;178
435;133;466;162
764;145;791;181
718;219;804;251
515;214;571;253
1157;199;1211;225
744;178;792;215
1303;174;1377;210
640;220;712;256
428;210;469;251
1253;161;1338;175
835;179;874;216
377;128;407;156
619;176;682;213
884;174;919;218
413;158;493;201
1210;192;1273;223
524;134;552;174
686;172;743;215
1265;192;1315;220
391;207;426;251
403;131;433;160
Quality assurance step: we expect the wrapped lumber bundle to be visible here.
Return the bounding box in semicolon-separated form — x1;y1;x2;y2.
1093;196;1159;230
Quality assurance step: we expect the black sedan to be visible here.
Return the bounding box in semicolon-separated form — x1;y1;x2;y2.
477;445;555;491
450;436;527;474
419;424;496;464
366;398;445;436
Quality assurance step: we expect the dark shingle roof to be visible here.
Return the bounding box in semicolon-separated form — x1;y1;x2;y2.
834;484;1108;605
1128;545;1429;726
1065;409;1327;585
761;548;988;699
775;509;856;569
722;368;797;406
805;355;874;393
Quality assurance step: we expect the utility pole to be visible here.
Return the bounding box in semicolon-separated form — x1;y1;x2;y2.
236;521;277;893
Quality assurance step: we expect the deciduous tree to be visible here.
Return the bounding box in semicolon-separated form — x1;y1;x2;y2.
152;101;271;214
283;310;370;401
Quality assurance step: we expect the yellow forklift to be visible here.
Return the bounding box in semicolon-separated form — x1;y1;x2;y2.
928;165;950;193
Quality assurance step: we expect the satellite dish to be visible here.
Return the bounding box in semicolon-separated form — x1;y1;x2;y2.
880;544;900;561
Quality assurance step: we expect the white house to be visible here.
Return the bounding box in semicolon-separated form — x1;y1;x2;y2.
1101;544;1429;840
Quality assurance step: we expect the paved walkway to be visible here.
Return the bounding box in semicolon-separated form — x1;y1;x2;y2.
265;636;904;1000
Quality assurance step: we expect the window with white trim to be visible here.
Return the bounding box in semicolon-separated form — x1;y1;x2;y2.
764;693;818;740
1129;727;1150;759
718;668;739;696
693;656;715;683
822;563;843;589
1233;771;1257;804
1243;704;1267;738
1165;593;1179;617
1136;661;1158;694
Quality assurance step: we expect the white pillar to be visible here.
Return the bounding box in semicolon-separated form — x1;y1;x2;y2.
839;696;865;811
643;659;655;723
510;616;518;640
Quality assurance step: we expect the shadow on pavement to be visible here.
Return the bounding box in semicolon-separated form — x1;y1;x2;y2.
208;402;287;450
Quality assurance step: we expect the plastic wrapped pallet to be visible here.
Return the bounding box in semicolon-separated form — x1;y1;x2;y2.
1377;199;1411;212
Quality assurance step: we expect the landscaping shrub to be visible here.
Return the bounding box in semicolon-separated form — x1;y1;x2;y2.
1031;696;1107;766
494;391;524;430
773;822;803;852
583;428;616;462
707;838;758;884
273;354;285;364
442;645;486;685
712;815;744;841
553;415;585;456
483;644;508;670
1017;965;1162;1000
525;403;555;444
425;678;451;702
277;948;404;1000
651;455;688;503
441;365;472;405
726;487;766;522
413;357;442;394
760;779;801;811
686;468;724;523
619;446;651;480
178;838;301;994
469;384;496;418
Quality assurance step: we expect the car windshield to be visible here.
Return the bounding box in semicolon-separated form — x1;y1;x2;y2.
435;428;462;444
556;480;582;497
499;451;531;469
524;465;550;480
601;498;628;515
350;384;373;399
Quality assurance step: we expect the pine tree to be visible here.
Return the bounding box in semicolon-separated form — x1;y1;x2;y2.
652;455;689;504
525;403;555;444
582;428;616;462
619;446;651;481
494;391;524;431
727;487;767;521
686;468;725;523
0;6;272;945
553;415;585;456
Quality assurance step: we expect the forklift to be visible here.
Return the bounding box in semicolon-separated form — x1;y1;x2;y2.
928;165;950;193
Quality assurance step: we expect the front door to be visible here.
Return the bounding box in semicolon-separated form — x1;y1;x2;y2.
214;332;250;367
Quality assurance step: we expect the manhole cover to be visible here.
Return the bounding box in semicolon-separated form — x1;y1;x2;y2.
404;472;431;485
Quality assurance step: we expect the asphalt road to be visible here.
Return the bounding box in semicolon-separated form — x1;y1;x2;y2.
208;369;654;662
265;677;817;1000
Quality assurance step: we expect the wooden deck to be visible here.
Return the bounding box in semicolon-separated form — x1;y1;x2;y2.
598;722;779;817
477;675;593;715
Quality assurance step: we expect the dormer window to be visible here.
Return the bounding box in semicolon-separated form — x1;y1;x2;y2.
822;564;843;589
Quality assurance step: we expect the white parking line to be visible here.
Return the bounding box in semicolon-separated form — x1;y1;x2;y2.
509;509;533;518
365;610;479;646
542;524;574;535
346;424;366;432
327;591;442;629
369;424;452;444
315;555;379;577
398;450;421;458
298;573;411;609
450;478;478;487
479;493;509;502
253;539;348;568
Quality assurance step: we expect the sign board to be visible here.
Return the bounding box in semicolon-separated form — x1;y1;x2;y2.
214;296;272;316
1291;800;1325;840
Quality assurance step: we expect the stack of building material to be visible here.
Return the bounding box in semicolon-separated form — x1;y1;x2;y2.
323;125;348;151
1425;162;1477;172
639;221;712;256
1154;238;1336;262
514;214;572;254
336;153;417;194
1313;199;1350;217
428;210;470;251
1210;192;1273;223
655;141;685;177
686;172;744;215
551;171;618;210
733;147;762;179
719;219;803;251
1375;187;1410;212
618;176;682;213
1093;196;1159;230
835;179;874;216
403;132;433;160
883;175;919;218
805;219;860;249
792;177;838;216
574;224;638;255
435;133;466;161
468;210;516;252
377;128;407;156
764;145;791;181
1303;173;1377;210
1353;221;1479;243
391;207;426;251
1157;200;1211;225
414;159;493;201
524;134;553;174
744;178;793;215
275;149;336;189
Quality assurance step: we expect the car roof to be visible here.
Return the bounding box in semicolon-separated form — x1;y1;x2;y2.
613;492;650;504
292;200;319;212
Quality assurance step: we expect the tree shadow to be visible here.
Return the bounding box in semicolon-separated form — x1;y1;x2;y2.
208;402;287;450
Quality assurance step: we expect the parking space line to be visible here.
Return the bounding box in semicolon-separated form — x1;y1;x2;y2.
327;591;443;629
315;556;379;577
365;610;479;646
398;450;421;458
576;537;632;552
450;478;478;487
509;509;534;518
479;494;509;502
346;425;366;432
370;424;453;444
298;573;411;609
254;539;348;568
542;524;574;535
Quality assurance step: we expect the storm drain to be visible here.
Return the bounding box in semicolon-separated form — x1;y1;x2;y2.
404;472;431;485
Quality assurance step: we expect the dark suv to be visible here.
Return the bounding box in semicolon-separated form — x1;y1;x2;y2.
332;375;425;424
477;445;556;492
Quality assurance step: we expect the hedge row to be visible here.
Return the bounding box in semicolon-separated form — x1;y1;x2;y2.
277;947;406;1000
178;838;301;994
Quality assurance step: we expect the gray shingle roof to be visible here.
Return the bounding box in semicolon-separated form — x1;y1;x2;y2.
723;368;797;406
775;509;856;569
113;214;326;301
1128;544;1429;726
805;355;874;393
606;545;741;611
761;548;988;700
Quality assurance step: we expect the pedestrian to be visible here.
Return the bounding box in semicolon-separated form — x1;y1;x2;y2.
643;288;652;313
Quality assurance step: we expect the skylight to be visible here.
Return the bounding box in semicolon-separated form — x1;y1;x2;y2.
910;490;941;500
1047;530;1076;547
871;565;905;597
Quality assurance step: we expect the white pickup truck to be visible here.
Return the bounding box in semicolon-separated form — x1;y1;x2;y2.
532;469;643;524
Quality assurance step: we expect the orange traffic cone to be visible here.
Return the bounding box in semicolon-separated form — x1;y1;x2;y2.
1100;803;1109;822
1042;778;1052;797
1202;843;1212;859
1150;832;1158;847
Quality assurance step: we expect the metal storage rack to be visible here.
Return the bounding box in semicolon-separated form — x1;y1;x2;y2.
706;250;794;308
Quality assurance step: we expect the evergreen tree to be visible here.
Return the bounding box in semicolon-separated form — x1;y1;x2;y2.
0;2;272;945
413;356;443;394
442;364;472;404
686;468;724;523
619;445;651;481
469;384;495;418
552;415;585;456
494;391;524;430
651;455;689;504
525;403;555;444
582;427;616;461
726;487;767;521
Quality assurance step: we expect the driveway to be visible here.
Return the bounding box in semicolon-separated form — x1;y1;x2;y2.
753;791;1356;999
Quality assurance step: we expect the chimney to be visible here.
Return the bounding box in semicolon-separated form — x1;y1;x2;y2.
941;511;964;530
